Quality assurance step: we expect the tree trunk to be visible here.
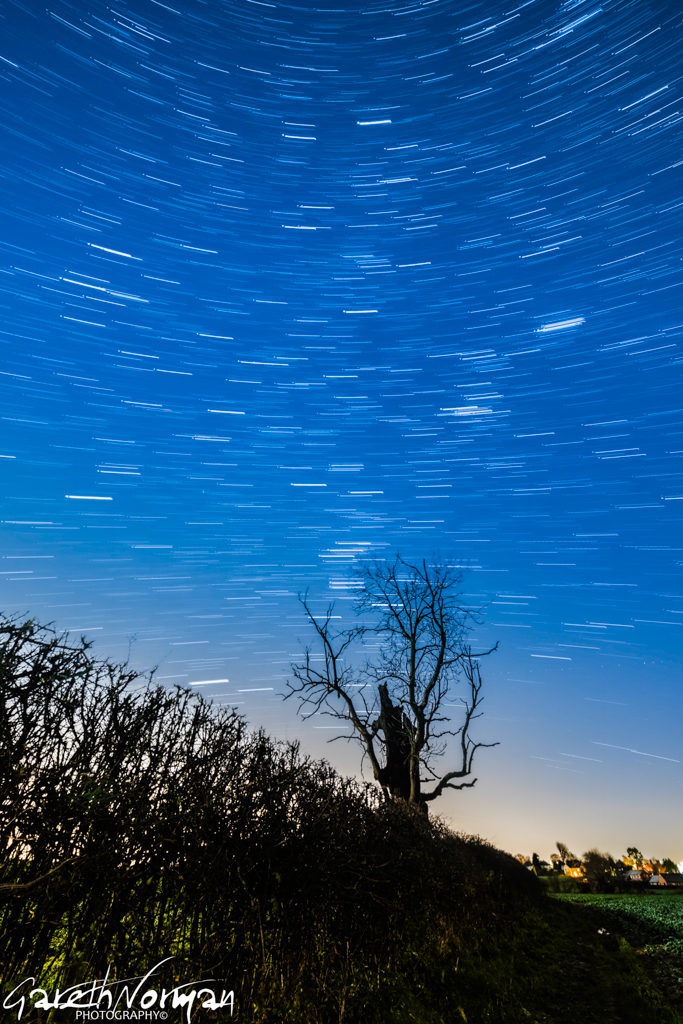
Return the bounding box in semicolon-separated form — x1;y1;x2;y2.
376;684;413;804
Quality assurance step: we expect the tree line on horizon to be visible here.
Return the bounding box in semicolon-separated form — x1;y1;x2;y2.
516;842;681;886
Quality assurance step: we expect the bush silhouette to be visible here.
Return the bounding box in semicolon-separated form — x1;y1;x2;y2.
0;614;668;1024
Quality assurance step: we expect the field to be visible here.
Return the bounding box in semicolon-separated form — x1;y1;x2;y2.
555;892;683;1020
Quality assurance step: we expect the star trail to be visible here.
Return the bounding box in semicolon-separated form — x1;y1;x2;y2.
0;0;681;857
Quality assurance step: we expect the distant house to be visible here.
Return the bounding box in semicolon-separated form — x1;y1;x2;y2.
662;873;683;887
626;869;648;882
650;873;667;886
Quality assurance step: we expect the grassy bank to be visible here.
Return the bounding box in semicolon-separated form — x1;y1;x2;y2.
2;815;674;1024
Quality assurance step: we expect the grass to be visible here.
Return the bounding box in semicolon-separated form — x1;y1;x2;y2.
4;838;676;1024
2;845;677;1024
408;889;674;1024
553;892;683;1022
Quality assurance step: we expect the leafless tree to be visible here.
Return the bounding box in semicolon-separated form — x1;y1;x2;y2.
287;555;498;814
556;841;574;863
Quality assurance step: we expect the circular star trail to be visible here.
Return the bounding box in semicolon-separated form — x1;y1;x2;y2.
0;0;681;856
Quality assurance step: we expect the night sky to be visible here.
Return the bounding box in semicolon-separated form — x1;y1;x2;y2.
1;0;681;861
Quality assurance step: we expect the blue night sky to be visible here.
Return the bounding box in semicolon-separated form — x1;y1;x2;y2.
1;0;681;860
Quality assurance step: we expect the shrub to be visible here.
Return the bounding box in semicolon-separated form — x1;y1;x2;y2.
0;615;669;1024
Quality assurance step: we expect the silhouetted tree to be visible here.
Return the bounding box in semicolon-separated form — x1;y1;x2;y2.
556;841;574;863
582;849;616;884
287;555;497;814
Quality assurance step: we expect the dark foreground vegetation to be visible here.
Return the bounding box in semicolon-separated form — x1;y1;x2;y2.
0;616;676;1023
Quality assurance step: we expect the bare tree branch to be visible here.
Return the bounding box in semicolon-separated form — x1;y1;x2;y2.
287;556;498;815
